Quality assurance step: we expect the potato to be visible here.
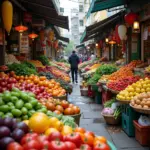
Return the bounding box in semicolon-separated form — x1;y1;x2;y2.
137;105;142;108
143;105;149;109
136;99;141;105
131;101;135;106
140;101;145;107
146;101;150;107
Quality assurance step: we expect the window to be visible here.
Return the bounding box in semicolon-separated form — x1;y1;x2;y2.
79;20;84;26
60;7;64;13
79;5;83;12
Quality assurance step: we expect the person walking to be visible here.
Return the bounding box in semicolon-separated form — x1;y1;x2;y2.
69;51;80;84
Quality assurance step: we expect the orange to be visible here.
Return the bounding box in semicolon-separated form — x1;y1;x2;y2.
94;136;107;144
61;125;73;135
45;128;58;136
49;117;59;127
54;121;64;131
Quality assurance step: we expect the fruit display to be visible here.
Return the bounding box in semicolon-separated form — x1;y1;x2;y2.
117;78;150;101
5;53;20;64
0;65;8;72
87;64;117;85
107;60;143;81
145;65;150;73
39;98;80;115
38;66;70;83
98;75;110;83
39;72;73;93
107;76;141;92
130;92;150;109
0;118;29;150
79;60;95;70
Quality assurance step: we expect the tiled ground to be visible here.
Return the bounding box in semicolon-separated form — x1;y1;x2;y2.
68;83;149;150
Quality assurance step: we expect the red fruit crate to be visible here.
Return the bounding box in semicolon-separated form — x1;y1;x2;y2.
133;120;150;146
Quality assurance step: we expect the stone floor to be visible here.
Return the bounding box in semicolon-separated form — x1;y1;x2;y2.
68;83;149;150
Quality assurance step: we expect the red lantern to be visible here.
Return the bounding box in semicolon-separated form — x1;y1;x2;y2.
124;12;138;25
115;25;121;44
15;25;28;33
28;33;38;40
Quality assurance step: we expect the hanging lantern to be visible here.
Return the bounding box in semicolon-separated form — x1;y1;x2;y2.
118;25;127;40
95;43;98;47
115;25;121;44
105;38;109;43
2;0;13;34
133;21;140;32
124;12;138;25
28;33;38;40
15;25;28;34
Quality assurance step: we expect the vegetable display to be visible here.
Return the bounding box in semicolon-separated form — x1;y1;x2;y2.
87;64;117;85
37;55;50;66
117;78;150;101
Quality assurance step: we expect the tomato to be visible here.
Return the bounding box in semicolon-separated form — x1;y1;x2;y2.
61;100;69;109
53;110;61;114
38;135;49;143
21;133;39;145
94;136;107;144
7;142;23;150
55;105;64;113
64;108;74;115
93;143;110;150
41;141;51;150
49;141;67;150
72;106;80;114
63;132;82;148
23;140;42;150
85;131;95;138
81;133;94;146
46;102;55;111
65;141;76;150
61;125;73;136
45;128;58;136
48;132;63;141
74;127;86;134
80;144;92;150
69;104;74;108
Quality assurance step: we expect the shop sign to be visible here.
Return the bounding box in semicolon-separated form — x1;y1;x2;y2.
20;34;29;53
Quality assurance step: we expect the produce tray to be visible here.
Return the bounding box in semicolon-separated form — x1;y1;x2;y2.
116;98;130;104
108;88;119;94
53;95;67;101
130;104;150;115
107;141;117;150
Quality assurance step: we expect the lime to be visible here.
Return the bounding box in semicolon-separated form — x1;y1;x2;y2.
11;96;19;104
35;103;42;110
11;92;20;97
12;87;20;92
0;105;10;113
20;92;29;101
0;98;5;106
2;93;11;102
30;100;38;107
15;100;24;109
12;109;22;117
22;115;28;120
0;112;4;117
7;102;14;107
28;92;35;98
21;107;28;115
4;113;13;118
24;103;32;110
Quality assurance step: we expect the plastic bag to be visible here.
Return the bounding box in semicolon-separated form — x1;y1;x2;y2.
138;115;150;126
111;102;120;110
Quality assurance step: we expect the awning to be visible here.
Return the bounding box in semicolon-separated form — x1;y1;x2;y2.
81;11;125;43
87;0;127;18
15;0;69;29
59;36;69;43
76;44;85;49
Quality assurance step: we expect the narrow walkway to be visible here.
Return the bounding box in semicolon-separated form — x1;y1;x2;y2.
68;82;149;150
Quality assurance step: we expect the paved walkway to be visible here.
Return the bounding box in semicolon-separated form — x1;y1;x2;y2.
68;83;149;150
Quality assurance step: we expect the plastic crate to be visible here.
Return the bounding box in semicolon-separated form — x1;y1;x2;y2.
95;91;102;104
133;120;150;146
122;105;140;137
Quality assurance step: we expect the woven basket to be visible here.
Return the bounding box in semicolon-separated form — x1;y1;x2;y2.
116;98;130;104
130;104;150;115
108;88;119;94
102;113;121;125
53;95;67;101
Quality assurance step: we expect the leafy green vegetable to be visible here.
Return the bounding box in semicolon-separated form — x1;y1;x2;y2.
104;98;116;108
8;63;38;76
22;61;36;71
37;55;50;65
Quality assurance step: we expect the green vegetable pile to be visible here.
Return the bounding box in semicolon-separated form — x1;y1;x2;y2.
39;72;73;93
87;64;117;85
22;61;37;71
8;63;38;76
104;98;116;108
37;55;50;65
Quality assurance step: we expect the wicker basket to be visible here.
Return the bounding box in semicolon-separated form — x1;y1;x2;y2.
53;95;67;101
116;98;130;104
102;113;121;125
130;104;150;115
67;113;82;126
108;88;119;94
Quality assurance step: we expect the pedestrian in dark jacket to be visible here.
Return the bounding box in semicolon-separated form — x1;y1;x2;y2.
69;51;80;83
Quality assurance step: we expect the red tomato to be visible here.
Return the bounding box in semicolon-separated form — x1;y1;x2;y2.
48;132;63;141
23;140;41;150
63;132;82;148
21;133;39;145
93;143;111;150
85;131;95;138
38;135;49;143
81;133;94;146
41;141;51;150
80;144;92;150
65;141;76;150
49;141;67;150
7;142;23;150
